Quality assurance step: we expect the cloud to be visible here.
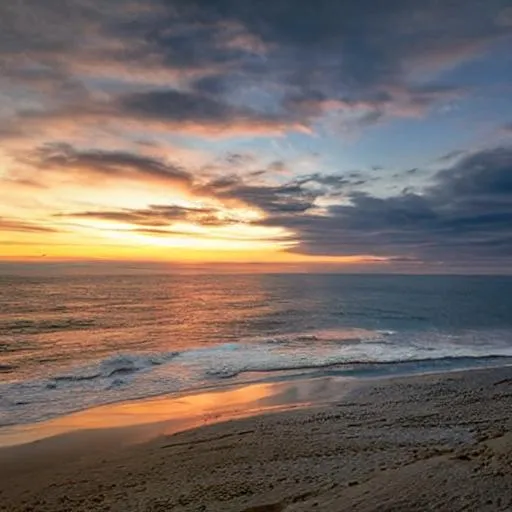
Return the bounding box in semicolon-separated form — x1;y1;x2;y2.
55;165;359;239
29;143;193;188
116;89;303;135
0;217;58;233
282;84;465;128
0;0;508;141
13;141;356;217
6;87;305;139
58;204;295;244
197;171;353;214
59;204;235;228
255;146;512;265
1;1;511;270
169;0;505;126
436;150;467;163
59;168;354;226
4;141;512;268
130;227;290;242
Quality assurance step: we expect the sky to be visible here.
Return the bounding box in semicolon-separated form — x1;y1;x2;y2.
0;0;511;273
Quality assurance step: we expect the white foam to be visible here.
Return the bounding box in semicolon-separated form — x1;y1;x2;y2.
2;328;512;426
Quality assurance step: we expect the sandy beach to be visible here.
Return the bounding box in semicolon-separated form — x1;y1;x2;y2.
1;366;511;511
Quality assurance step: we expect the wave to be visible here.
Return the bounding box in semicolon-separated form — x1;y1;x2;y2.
206;354;512;379
53;352;180;382
173;329;512;382
44;328;512;386
2;327;512;426
246;327;389;345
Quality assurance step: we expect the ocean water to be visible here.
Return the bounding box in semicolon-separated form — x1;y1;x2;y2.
1;273;512;426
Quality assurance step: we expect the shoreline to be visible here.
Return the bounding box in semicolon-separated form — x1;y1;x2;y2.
3;357;511;440
1;366;511;511
0;375;357;449
2;362;510;449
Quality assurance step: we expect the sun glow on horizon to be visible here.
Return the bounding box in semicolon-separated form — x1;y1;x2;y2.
0;180;394;265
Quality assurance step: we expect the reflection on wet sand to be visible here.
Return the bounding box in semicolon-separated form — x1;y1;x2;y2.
0;376;354;448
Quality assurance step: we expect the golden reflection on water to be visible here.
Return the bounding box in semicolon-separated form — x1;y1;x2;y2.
0;377;352;448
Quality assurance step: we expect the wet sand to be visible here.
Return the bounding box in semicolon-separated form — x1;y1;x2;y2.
1;367;511;511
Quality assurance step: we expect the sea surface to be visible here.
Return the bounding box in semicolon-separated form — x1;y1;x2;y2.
1;273;512;426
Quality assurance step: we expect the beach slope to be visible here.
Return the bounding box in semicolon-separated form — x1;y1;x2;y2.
1;367;511;511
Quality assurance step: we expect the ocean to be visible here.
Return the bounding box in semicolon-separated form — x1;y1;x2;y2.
1;273;512;426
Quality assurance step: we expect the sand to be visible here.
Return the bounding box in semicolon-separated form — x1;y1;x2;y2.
1;367;511;511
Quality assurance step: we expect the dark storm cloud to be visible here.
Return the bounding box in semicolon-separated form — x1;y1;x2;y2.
0;1;104;52
222;183;317;214
433;147;512;201
1;0;509;135
256;147;512;263
116;89;295;132
199;172;351;214
153;0;506;123
32;144;192;187
159;0;507;76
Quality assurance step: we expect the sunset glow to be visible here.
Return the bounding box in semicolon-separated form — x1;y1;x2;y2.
0;0;511;272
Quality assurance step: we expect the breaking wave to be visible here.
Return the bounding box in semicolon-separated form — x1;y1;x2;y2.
2;327;512;426
53;352;180;382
